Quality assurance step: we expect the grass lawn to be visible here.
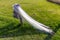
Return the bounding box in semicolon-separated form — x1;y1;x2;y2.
0;0;60;40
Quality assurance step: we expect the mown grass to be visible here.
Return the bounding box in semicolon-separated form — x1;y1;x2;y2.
0;0;60;40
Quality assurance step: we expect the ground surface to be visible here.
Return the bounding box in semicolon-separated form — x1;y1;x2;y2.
0;0;60;40
47;0;60;4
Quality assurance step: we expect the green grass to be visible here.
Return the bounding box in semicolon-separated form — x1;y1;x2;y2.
0;0;60;40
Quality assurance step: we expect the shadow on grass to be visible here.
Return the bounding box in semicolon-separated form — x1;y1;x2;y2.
44;24;60;40
0;23;41;38
1;22;59;39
